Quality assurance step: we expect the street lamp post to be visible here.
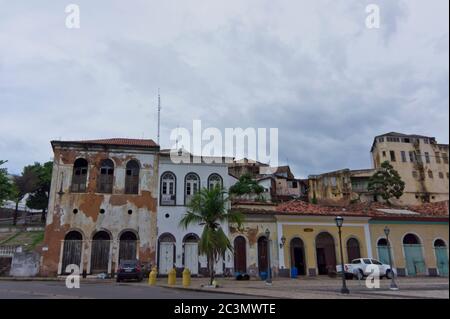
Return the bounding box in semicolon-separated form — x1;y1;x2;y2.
384;226;399;290
265;228;272;285
335;216;350;294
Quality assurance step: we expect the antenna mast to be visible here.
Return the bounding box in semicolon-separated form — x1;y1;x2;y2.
157;89;161;145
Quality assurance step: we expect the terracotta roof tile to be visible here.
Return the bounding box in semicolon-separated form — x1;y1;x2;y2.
275;200;449;219
54;138;158;148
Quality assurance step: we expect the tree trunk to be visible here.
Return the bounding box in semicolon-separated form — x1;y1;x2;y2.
208;254;215;286
13;200;19;226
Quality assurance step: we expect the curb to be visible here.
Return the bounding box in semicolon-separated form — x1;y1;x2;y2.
0;277;114;284
154;283;284;299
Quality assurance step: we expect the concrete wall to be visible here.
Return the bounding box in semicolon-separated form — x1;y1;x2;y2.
10;252;40;277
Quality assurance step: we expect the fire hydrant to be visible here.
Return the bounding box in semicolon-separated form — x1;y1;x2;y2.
168;268;177;285
148;266;157;286
182;268;191;287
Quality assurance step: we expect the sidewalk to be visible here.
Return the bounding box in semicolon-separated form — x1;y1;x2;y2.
153;276;450;299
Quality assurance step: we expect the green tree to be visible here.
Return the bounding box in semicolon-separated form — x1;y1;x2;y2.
368;161;405;204
0;160;13;207
229;173;264;197
11;165;39;225
26;161;53;222
179;186;244;286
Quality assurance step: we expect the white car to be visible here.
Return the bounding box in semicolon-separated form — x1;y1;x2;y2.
336;258;396;280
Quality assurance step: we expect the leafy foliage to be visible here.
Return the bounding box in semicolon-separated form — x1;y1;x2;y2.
180;186;244;285
229;173;264;196
26;161;53;222
0;160;13;207
368;161;405;204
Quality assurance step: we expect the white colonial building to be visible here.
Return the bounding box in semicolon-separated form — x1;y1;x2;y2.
156;150;236;276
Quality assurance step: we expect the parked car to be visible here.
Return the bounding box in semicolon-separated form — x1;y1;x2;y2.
336;258;396;280
116;259;144;282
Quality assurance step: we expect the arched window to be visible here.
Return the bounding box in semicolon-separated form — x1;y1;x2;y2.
61;231;83;274
97;159;114;193
377;238;388;246
119;231;138;262
125;160;140;194
185;173;200;205
71;158;88;192
90;231;111;273
346;238;361;262
161;172;176;205
434;239;446;248
403;234;421;245
208;173;223;190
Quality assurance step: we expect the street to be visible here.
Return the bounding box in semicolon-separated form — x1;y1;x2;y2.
0;277;448;299
0;281;258;299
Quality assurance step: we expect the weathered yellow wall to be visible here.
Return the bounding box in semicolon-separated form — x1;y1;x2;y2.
278;216;370;274
372;138;449;205
369;221;449;272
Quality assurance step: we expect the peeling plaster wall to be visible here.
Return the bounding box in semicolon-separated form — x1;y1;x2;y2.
229;218;278;277
40;145;159;276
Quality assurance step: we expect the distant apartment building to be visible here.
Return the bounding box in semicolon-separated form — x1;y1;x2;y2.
228;159;307;202
308;168;376;206
371;132;449;205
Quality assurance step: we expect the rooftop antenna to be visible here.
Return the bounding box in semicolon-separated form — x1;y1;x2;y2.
175;124;179;149
157;88;161;145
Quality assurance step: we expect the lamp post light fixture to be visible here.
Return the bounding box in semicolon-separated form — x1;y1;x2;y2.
280;236;286;249
265;228;272;285
335;216;349;294
384;226;399;290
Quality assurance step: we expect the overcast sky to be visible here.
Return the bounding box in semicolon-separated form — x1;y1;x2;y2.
0;0;448;178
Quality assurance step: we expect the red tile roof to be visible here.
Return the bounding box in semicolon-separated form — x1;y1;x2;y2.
53;138;158;148
273;200;449;219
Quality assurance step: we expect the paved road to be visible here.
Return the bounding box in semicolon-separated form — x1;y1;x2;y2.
0;281;258;299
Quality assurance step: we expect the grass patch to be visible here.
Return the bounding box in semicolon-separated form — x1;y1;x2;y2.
0;231;45;251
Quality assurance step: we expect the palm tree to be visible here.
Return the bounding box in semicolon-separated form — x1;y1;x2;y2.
180;186;243;286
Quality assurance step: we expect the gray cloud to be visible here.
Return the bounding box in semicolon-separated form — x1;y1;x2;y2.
0;0;448;178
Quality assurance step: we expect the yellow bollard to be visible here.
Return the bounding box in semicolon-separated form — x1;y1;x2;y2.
168;268;177;285
182;268;191;287
148;266;157;285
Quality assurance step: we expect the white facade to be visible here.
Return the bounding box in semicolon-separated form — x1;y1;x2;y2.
156;154;235;276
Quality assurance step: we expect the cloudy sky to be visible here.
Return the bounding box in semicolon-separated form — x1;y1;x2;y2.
0;0;448;177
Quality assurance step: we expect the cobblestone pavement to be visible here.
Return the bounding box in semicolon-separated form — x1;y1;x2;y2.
153;276;449;299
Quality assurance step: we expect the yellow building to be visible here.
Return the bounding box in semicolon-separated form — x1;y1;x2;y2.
371;132;449;205
231;200;449;278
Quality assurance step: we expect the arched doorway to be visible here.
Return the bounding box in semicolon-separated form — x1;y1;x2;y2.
290;238;306;275
61;231;83;274
183;234;199;275
158;233;175;275
119;231;138;262
316;232;336;275
346;238;361;262
403;233;425;276
434;239;448;276
90;231;111;273
257;236;269;275
376;238;390;265
234;236;247;273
